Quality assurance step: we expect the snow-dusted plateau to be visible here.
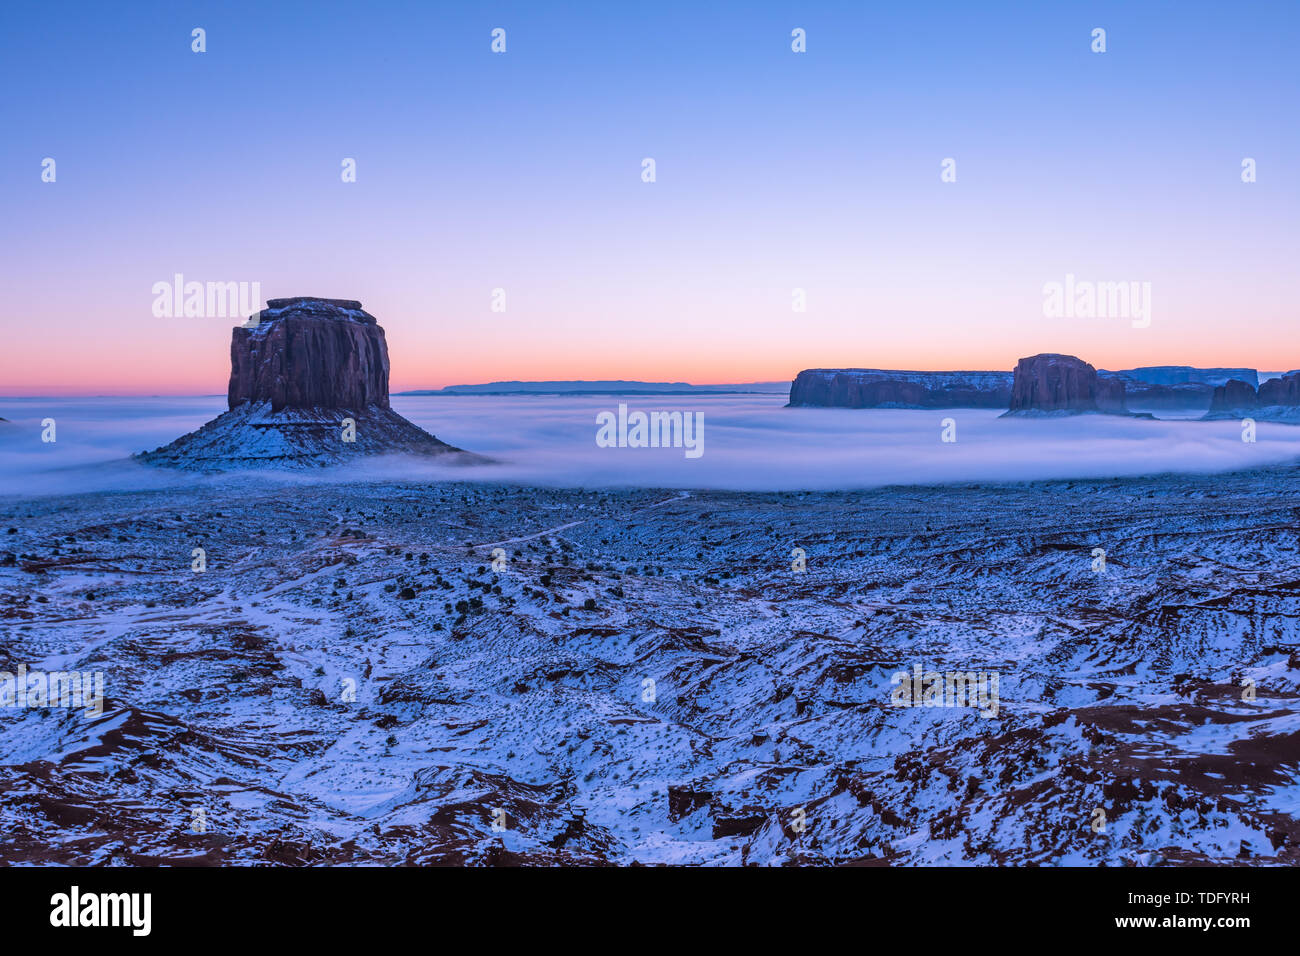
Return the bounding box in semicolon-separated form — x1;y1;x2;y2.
3;467;1298;865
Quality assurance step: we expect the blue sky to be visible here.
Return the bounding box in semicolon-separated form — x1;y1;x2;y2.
2;0;1297;392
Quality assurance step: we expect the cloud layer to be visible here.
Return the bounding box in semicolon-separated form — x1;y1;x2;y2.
2;394;1296;497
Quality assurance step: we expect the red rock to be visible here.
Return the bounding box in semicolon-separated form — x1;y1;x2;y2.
228;298;389;411
1006;353;1125;414
137;297;480;470
1096;375;1129;414
1259;372;1300;407
711;812;767;839
787;369;1013;409
1207;378;1260;413
667;785;712;821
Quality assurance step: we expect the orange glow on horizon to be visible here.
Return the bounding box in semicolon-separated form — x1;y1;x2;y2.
5;343;1299;398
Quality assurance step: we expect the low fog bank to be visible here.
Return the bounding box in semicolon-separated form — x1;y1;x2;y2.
1;394;1297;498
404;395;1300;490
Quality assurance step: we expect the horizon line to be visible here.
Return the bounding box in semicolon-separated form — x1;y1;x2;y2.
3;363;1295;401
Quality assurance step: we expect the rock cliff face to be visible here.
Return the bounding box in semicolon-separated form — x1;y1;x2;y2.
1259;371;1300;407
1207;379;1260;415
1004;353;1126;415
1095;375;1129;414
1097;367;1261;414
229;298;389;411
1103;378;1214;413
138;297;479;470
787;369;1013;409
1204;372;1300;421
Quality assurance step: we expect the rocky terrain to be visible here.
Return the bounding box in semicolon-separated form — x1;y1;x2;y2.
134;402;475;471
2;469;1299;865
137;297;474;471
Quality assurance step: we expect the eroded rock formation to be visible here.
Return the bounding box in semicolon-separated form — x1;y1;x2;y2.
1098;367;1261;414
228;298;390;411
1120;366;1259;389
1259;371;1300;407
1004;353;1127;415
787;369;1013;409
1207;379;1260;415
137;297;478;470
1204;372;1300;421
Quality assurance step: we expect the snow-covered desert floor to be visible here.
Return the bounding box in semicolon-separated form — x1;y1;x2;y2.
2;469;1299;865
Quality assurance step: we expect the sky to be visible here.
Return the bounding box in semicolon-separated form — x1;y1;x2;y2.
1;0;1297;395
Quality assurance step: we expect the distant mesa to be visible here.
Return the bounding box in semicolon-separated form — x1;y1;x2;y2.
1204;371;1300;422
1114;366;1259;389
788;357;1298;419
136;297;480;470
1097;366;1259;414
787;369;1013;409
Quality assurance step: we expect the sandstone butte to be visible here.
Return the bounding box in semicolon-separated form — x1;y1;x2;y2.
137;297;480;471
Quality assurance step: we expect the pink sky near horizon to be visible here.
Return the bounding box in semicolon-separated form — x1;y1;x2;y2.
3;265;1297;397
5;308;1299;397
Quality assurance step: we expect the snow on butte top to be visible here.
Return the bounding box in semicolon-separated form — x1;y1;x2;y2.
249;297;377;329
